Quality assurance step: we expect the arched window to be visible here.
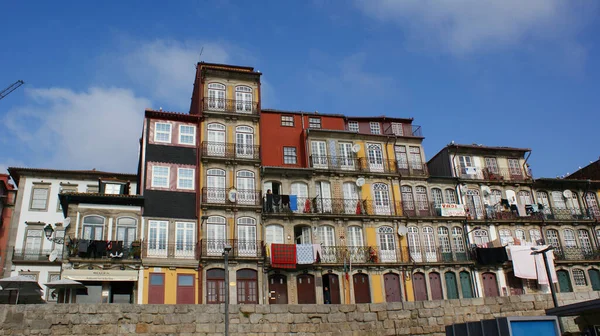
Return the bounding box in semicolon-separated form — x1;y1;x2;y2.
545;229;560;249
82;215;105;240
236;170;255;205
317;225;335;247
291;182;309;213
367;144;384;172
206;169;226;203
401;185;414;214
206;123;226;156
377;226;397;262
445;189;457;204
578;229;592;254
568;191;582;215
265;225;284;245
517;191;532;205
431;188;443;206
451;227;465;252
208;83;226;112
415;186;429;213
237;217;257;256
372;183;391;215
422;226;437;262
552;191;567;209
116;217;137;247
235;125;254;158
438;226;450;253
573;269;587;286
235;85;253;113
346;226;364;247
514;229;525;243
498;229;513;245
466;189;483;219
407;226;421;262
529;229;542;245
537;191;552;214
343;182;360;214
563;229;577;248
473;229;489;246
206;216;227;255
586;192;600;218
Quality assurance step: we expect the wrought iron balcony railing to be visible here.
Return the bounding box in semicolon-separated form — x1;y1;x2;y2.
318;246;408;264
203;98;259;115
64;238;139;260
199;239;264;259
460;168;531;181
357;158;398;174
397;163;428;177
554;247;600;261
263;196;401;216
201;142;260;160
402;201;434;217
542;207;595;221
408;246;472;263
382;124;424;137
141;242;198;259
202;187;262;206
309;155;361;172
12;248;61;262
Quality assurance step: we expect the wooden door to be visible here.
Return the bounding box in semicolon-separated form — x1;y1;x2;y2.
384;273;402;302
268;274;288;304
206;268;225;304
482;272;499;297
353;273;371;304
557;270;573;293
588;269;600;291
323;274;341;304
505;271;523;295
413;272;428;301
148;273;165;304
297;274;316;304
237;269;258;304
429;272;443;300
445;272;459;299
176;274;195;304
459;271;473;299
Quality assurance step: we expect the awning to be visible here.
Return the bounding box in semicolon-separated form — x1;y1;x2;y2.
61;270;138;281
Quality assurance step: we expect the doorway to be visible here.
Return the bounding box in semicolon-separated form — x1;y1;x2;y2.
148;273;165;304
482;272;499;297
206;268;225;304
384;273;402;302
236;269;258;304
588;269;600;291
413;272;428;301
445;272;459;300
353;273;371;304
429;272;443;300
322;273;341;304
505;271;524;295
557;270;573;293
176;274;195;304
459;271;473;299
296;274;316;304
268;274;288;304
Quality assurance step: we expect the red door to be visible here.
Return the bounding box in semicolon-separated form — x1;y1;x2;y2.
353;273;371;304
176;274;195;304
297;274;316;304
237;269;258;304
384;273;402;302
482;272;499;297
412;272;428;301
323;274;341;304
429;272;443;300
148;273;165;304
268;274;288;304
505;271;523;295
206;268;225;304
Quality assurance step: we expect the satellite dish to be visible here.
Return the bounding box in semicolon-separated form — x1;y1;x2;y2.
351;144;361;153
49;249;59;262
397;224;408;236
228;189;237;203
63;218;71;227
355;178;366;187
563;190;572;198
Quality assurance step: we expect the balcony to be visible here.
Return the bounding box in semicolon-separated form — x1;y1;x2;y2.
263;197;401;216
203;98;259;115
383;124;423;137
318;246;409;264
460;168;531;182
402;201;435;217
309;156;397;174
141;242;197;260
397;163;428;177
64;239;140;261
554;247;600;262
408;246;473;264
12;248;61;262
201;142;260;161
542;207;595;221
199;239;264;259
483;204;545;221
202;188;262;206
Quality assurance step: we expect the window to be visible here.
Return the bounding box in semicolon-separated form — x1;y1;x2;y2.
458;156;474;175
46;273;60;302
545;229;560;248
116;217;137;248
409;146;423;170
490;189;502;206
518;191;532;205
348;121;359;132
283;147;297;164
179;125;196;145
484;157;499;174
438;227;450;253
57;184;77;211
154;122;172;143
152;166;169;188
148;220;168;256
498;229;513;245
391;122;403;136
537;191;552;214
415;186;428;210
573;269;587;286
515;229;526;243
281;115;294;127
208;83;226;110
401;186;414;210
104;184;122;195
578;229;592;254
563;229;577;248
237;217;257;256
452;227;465;252
586;192;600;218
431;188;443;206
24;228;42;254
473;229;489;246
82;215;104;240
318;226;335;246
395;146;408;170
445;189;457;204
30;186;49;210
175;222;195;257
552;191;567;209
235;86;253;113
308;117;321;129
508;158;522;176
369;122;381;134
265;225;284;245
177;168;194;190
86;184;99;193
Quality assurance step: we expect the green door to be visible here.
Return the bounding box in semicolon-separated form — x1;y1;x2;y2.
588;269;600;291
445;272;459;299
557;270;572;293
459;271;473;298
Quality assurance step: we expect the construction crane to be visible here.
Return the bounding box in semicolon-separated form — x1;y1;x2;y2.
0;80;25;101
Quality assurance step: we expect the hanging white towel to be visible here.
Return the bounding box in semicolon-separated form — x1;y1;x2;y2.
508;246;537;279
534;247;558;284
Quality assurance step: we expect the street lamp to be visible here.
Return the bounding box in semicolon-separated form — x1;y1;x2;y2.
43;224;64;244
223;244;232;336
531;246;558;307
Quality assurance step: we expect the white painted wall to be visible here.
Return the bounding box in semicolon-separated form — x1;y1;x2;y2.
10;265;61;300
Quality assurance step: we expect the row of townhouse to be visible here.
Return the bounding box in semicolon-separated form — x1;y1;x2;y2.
3;62;600;306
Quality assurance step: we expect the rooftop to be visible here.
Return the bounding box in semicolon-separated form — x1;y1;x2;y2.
8;167;137;186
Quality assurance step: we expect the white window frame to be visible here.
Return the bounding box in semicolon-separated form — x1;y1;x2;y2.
151;166;170;188
104;183;122;195
177;168;195;190
391;122;403;136
283;147;297;164
348;121;359;132
369;122;381;134
281;115;294;127
175;222;195;258
179;125;196;145
154;122;172;143
573;269;587;286
308;117;321;129
30;186;50;210
147;220;168;257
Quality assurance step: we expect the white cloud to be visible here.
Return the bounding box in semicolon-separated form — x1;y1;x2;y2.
355;0;594;56
3;87;150;173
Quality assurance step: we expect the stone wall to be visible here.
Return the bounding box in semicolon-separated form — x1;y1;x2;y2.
0;292;597;336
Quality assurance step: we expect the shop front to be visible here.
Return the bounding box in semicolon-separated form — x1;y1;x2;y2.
61;269;139;303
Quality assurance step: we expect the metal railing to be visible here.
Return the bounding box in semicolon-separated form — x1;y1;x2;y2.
263;197;401;216
203;98;259;115
402;201;434;217
554;247;600;261
316;246;409;264
202;188;262;206
408;245;472;263
542;207;594;221
460;168;532;181
12;248;61;262
382;124;423;137
397;163;428;177
201;142;260;160
64;239;138;260
309;155;361;171
199;239;264;258
141;242;197;259
357;157;398;174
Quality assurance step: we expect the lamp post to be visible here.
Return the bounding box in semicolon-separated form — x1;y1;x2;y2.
43;224;64;244
531;246;558;307
223;244;232;336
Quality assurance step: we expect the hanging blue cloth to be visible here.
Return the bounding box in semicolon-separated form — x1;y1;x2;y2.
289;195;298;211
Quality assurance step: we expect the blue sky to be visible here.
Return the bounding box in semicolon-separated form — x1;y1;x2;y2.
1;0;599;178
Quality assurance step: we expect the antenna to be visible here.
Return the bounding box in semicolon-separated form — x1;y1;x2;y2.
198;47;204;62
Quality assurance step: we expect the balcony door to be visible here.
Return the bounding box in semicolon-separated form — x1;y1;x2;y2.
395;146;409;171
206;169;226;203
586;192;600;218
311;141;327;168
207;83;225;111
347;226;365;262
175;222;195;258
408;226;422;262
377;226;397;262
206;216;226;256
423;226;437;262
343;182;360;214
147;221;168;257
367;143;384;172
235;126;254;158
236;170;255;205
237;217;257;257
338;142;355;170
291;182;309;213
24;229;42;260
318;226;336;263
373;183;391;215
207;123;226;156
235;86;253;113
315;181;332;213
466;190;484;219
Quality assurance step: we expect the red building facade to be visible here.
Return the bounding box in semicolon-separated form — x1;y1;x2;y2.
0;174;16;278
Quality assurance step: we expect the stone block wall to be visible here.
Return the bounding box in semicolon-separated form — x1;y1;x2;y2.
1;292;598;336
